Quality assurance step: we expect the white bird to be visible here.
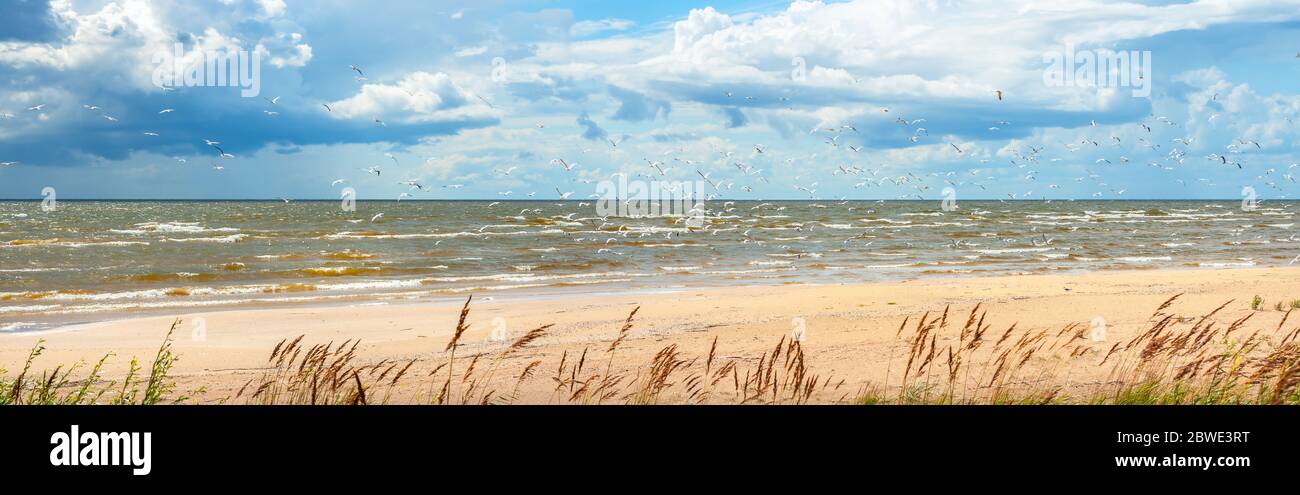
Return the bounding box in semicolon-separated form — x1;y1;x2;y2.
331;179;348;187
159;108;176;114
26;104;45;111
370;213;384;222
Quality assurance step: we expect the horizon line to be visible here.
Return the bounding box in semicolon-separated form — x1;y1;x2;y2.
0;198;1288;202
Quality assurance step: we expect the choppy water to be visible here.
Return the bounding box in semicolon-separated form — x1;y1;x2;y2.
2;200;1297;331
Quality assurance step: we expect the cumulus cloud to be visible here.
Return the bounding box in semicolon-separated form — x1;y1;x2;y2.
4;0;1300;200
326;71;489;124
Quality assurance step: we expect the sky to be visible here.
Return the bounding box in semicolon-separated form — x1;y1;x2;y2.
1;0;1299;200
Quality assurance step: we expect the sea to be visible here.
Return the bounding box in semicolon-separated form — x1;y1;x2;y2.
2;199;1296;331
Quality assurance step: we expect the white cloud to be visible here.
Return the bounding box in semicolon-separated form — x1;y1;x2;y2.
454;46;488;57
0;0;313;88
327;71;490;123
570;18;635;37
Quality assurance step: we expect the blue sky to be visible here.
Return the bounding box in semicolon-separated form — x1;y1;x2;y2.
1;0;1299;200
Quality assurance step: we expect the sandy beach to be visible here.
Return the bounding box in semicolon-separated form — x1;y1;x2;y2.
3;266;1297;404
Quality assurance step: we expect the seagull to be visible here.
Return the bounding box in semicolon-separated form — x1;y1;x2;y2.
211;164;224;171
0;161;18;167
264;96;280;105
331;179;348;187
159;108;175;114
365;165;381;176
350;65;364;77
552;158;577;171
321;103;332;112
370;213;384;222
995;90;1003;101
26;104;45;111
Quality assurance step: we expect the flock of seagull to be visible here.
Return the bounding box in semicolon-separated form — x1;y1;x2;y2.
3;56;1298;243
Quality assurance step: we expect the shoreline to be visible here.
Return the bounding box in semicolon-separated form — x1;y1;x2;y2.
3;266;1299;403
3;262;1285;334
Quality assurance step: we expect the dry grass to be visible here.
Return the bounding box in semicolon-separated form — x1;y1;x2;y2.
5;294;1300;405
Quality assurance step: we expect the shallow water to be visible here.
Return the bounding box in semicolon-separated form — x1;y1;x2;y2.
1;199;1296;330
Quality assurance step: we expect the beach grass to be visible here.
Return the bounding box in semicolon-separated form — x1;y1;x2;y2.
3;294;1300;405
1;320;186;405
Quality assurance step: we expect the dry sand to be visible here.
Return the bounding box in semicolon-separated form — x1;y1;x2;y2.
3;267;1298;403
